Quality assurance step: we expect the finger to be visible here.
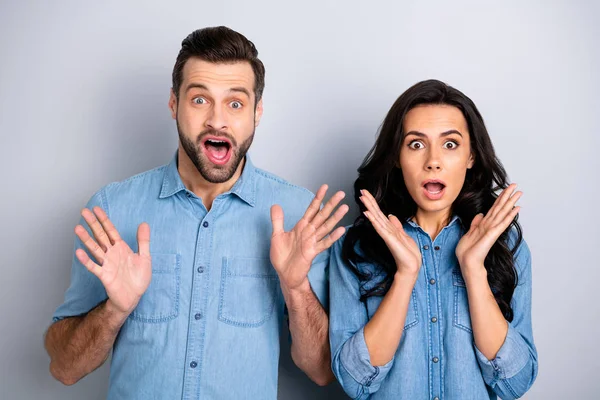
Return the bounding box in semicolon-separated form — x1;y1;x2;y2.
81;208;112;251
315;203;349;241
311;190;346;227
75;225;105;264
363;210;393;242
316;226;346;253
360;190;389;229
388;215;407;236
488;184;517;220
270;205;285;236
469;213;485;232
300;184;329;224
137;222;151;257
76;248;103;279
93;207;122;245
492;191;522;225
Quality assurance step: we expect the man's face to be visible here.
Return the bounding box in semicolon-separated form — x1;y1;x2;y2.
169;58;263;183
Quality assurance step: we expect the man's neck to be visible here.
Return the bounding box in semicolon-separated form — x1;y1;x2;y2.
177;147;245;211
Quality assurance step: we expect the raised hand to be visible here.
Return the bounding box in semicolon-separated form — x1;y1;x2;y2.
74;207;152;315
270;184;348;291
456;184;522;272
360;189;421;277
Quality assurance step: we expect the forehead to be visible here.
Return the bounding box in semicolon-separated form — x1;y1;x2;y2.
182;58;255;94
404;104;468;134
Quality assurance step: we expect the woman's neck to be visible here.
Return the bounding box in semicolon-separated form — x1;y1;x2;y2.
413;207;452;241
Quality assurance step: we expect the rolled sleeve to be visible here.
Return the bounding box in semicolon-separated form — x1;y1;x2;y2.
329;236;394;399
340;327;394;391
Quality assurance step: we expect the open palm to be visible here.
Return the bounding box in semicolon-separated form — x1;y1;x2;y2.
270;185;348;290
75;207;152;315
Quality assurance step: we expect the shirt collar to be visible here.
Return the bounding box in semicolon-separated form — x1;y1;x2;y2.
159;152;256;207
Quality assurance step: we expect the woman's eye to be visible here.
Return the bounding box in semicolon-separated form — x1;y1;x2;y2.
443;141;458;149
408;141;424;150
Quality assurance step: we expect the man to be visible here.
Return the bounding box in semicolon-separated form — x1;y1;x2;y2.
44;26;348;399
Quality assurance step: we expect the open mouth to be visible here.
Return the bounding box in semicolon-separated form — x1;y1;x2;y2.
422;180;446;200
202;137;233;165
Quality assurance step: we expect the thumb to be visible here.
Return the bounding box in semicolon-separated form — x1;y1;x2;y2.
388;214;406;233
469;213;484;232
270;205;285;236
137;222;151;257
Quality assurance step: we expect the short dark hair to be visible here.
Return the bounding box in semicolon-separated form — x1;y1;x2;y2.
172;26;265;103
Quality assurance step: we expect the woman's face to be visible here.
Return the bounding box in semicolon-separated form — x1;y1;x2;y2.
399;104;474;216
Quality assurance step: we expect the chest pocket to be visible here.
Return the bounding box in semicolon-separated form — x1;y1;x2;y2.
453;269;473;333
218;257;280;328
365;279;419;331
129;253;181;323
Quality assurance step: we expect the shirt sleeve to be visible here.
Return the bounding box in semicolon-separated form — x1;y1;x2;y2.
474;238;538;399
52;189;109;322
329;237;394;399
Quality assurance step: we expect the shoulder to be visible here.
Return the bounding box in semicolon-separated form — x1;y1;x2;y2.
88;164;168;211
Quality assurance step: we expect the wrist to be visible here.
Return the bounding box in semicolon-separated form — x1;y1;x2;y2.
461;263;488;285
104;299;133;328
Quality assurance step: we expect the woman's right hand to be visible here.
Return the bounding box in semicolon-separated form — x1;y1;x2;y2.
359;189;421;278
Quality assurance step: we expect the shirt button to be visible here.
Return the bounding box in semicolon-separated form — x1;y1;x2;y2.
431;317;438;323
432;357;439;363
190;361;197;368
434;246;440;251
186;193;192;198
429;278;436;285
423;245;429;250
203;221;209;228
434;397;440;400
195;313;202;320
197;266;204;273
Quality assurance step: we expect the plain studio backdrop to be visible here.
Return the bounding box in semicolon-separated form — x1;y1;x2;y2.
0;1;598;399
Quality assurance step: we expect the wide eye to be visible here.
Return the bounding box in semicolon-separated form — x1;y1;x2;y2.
408;140;425;150
230;101;243;109
192;97;206;105
443;140;458;150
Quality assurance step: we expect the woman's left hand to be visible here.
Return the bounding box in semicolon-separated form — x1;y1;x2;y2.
456;184;522;273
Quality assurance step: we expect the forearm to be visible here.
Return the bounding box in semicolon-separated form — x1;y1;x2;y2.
463;266;508;360
283;279;333;386
45;299;128;385
363;271;416;366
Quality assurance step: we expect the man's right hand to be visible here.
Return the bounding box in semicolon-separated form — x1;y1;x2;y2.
75;207;152;316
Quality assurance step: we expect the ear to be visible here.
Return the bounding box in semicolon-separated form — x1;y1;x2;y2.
168;89;177;120
254;98;264;128
467;152;475;169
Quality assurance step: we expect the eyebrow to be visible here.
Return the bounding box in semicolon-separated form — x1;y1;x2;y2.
185;83;251;98
404;129;464;138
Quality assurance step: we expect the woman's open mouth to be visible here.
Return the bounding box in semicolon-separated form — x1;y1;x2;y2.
202;136;233;165
422;179;446;200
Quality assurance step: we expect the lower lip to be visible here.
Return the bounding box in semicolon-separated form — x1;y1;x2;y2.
202;144;232;166
422;186;445;200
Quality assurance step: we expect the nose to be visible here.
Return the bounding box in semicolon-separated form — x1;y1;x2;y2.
205;104;228;131
425;149;442;171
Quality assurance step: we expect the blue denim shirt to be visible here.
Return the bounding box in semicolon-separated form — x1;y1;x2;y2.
52;154;328;400
329;216;537;400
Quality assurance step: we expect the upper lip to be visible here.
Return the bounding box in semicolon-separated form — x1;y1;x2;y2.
202;135;232;147
422;179;446;187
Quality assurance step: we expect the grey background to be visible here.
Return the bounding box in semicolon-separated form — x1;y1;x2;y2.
0;0;598;399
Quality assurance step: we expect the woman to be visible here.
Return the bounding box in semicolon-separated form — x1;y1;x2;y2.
329;80;538;400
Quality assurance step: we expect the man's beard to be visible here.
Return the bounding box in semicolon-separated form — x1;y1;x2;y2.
177;119;254;184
